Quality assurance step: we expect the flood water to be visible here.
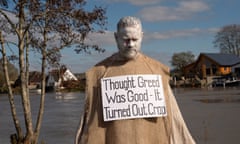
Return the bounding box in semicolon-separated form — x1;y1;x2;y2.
1;87;240;144
173;87;240;144
0;92;85;144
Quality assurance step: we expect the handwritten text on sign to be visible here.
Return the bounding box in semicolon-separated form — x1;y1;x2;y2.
101;74;167;121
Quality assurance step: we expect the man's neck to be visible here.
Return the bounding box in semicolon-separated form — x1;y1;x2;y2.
115;52;141;61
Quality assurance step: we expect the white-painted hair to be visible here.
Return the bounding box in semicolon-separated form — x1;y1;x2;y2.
117;16;142;32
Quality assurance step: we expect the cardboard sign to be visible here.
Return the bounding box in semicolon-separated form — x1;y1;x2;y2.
101;74;167;121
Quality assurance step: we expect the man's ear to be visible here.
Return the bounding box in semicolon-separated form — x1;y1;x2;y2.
114;32;120;45
114;32;118;40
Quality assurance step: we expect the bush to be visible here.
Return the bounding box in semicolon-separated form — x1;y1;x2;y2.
0;86;8;94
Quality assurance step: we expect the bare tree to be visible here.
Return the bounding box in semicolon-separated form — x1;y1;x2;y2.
0;0;107;143
0;58;18;87
170;51;195;76
214;24;240;57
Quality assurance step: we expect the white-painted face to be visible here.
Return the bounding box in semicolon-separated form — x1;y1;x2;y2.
115;25;143;60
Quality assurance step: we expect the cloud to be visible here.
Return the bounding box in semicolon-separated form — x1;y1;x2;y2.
207;27;220;33
65;26;218;72
106;0;162;6
0;10;19;43
86;31;115;47
127;0;162;6
61;46;116;73
86;27;219;48
144;27;220;42
178;1;209;12
139;1;210;22
104;0;211;22
150;28;205;40
0;9;18;23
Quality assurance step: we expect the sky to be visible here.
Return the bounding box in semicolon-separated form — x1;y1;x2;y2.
58;0;240;73
3;0;240;73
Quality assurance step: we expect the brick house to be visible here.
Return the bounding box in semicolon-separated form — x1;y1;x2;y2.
184;53;240;79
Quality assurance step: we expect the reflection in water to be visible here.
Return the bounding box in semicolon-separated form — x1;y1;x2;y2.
195;98;240;103
1;88;240;144
0;92;85;144
55;92;79;100
173;87;240;144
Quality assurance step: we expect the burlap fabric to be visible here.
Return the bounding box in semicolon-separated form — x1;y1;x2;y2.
75;53;195;144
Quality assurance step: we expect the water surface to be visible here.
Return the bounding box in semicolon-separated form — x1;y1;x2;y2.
1;87;240;144
0;92;84;144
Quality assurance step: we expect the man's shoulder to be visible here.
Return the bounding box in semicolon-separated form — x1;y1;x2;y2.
86;53;170;76
86;53;116;76
141;54;169;73
95;54;116;67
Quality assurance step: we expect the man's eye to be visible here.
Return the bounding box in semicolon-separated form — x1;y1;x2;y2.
123;39;130;42
123;38;137;42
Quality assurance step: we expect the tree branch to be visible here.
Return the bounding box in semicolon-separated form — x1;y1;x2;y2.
0;30;23;141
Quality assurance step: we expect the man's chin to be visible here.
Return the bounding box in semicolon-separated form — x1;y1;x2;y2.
123;52;139;60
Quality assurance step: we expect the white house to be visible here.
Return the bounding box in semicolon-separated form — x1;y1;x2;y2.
46;66;78;90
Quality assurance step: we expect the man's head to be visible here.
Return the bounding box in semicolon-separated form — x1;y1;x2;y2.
114;16;143;60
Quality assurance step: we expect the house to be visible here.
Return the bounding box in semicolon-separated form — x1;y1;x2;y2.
46;66;78;90
14;71;42;89
28;71;42;89
184;53;240;79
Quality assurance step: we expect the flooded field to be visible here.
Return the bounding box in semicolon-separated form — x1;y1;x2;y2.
0;87;240;144
174;87;240;144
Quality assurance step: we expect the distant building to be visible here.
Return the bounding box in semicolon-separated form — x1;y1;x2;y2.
29;71;42;83
14;71;42;89
46;66;78;90
184;53;240;79
14;66;78;91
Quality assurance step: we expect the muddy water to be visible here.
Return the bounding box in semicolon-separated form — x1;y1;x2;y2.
174;87;240;144
0;92;84;144
0;88;240;144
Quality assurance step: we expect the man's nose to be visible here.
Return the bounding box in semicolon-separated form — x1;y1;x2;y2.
127;40;134;48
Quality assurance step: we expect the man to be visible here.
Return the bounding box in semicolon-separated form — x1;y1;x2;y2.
75;16;195;144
